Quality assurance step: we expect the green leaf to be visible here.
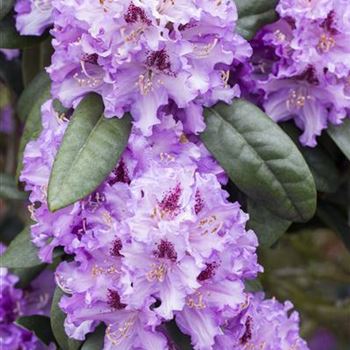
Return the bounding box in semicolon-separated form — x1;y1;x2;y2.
327;119;350;161
201;100;316;222
282;123;340;193
317;202;350;252
48;93;132;212
0;173;27;200
81;324;106;350
51;287;82;350
16;315;55;345
247;199;291;247
1;227;42;268
0;0;14;21
0;17;46;49
21;38;53;87
235;0;278;17
244;278;263;292
235;0;278;40
237;9;277;40
0;226;63;268
16;83;51;180
17;71;50;122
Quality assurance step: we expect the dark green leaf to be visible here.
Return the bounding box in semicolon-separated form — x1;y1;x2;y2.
0;0;15;21
244;278;263;292
237;9;277;40
235;0;278;40
247;199;291;247
0;17;46;49
48;93;132;212
201;100;316;222
16;83;51;180
235;0;278;17
22;47;42;87
16;315;55;345
317;202;350;251
1;226;63;268
327;119;350;161
51;287;82;350
17;71;50;122
282;123;340;193
21;38;53;87
1;227;42;268
81;324;106;350
0;173;27;200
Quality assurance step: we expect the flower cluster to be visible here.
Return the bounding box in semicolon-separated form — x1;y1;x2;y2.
20;100;308;349
16;0;311;348
0;244;55;349
251;0;350;146
39;0;250;136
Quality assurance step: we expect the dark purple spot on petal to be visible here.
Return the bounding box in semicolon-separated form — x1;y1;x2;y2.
107;289;126;309
197;262;219;281
110;238;123;257
124;2;151;25
240;316;253;345
154;240;177;262
159;183;181;215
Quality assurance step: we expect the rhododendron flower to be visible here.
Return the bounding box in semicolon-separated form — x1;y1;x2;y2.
0;244;55;349
46;0;251;135
251;0;350;146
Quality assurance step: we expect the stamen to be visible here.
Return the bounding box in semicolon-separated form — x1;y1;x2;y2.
286;89;311;110
106;317;136;346
317;33;336;53
187;291;206;309
193;38;218;57
146;263;167;282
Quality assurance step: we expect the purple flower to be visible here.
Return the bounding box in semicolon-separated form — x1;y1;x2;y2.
47;0;251;135
214;293;309;350
0;244;55;349
251;1;350;146
22;98;262;348
15;0;54;35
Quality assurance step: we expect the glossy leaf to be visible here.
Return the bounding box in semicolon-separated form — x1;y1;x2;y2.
0;173;27;200
81;324;106;350
0;0;14;21
17;71;50;122
247;199;291;247
0;17;45;49
16;83;51;180
201;100;316;222
328;119;350;161
51;287;82;350
282;123;340;193
48;93;132;212
16;315;55;346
